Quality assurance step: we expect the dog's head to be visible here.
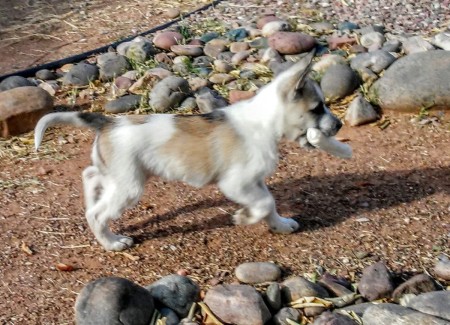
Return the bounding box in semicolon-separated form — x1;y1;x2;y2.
276;51;343;148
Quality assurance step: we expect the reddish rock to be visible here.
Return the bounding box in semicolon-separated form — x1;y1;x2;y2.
268;32;316;55
170;45;204;57
229;90;256;104
257;15;282;29
0;86;53;138
153;31;183;51
204;284;271;325
358;262;394;301
230;41;250;53
327;35;357;50
114;76;133;90
392;273;438;302
155;52;173;64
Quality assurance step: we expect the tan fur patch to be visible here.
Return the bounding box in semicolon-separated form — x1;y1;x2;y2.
96;129;114;167
161;114;242;181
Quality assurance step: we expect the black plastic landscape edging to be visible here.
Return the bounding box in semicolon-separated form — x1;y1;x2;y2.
0;0;225;82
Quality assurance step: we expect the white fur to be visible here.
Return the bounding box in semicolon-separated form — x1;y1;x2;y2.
35;52;347;251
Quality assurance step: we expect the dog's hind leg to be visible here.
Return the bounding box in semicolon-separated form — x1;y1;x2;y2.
82;170;143;251
219;179;299;233
82;166;103;209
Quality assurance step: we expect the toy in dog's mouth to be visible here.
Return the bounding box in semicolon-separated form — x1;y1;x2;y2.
299;128;352;159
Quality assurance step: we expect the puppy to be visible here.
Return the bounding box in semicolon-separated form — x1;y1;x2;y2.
34;51;344;251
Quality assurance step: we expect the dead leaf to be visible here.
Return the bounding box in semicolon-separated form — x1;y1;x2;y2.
56;263;75;272
21;242;33;255
121;252;140;261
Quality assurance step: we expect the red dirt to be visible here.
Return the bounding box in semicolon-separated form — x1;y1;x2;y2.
1;112;449;323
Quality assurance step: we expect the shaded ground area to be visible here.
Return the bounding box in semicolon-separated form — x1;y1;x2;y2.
1;112;449;323
0;0;202;75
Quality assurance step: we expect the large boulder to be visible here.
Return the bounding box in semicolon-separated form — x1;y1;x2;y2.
0;86;53;137
369;50;450;112
75;277;155;325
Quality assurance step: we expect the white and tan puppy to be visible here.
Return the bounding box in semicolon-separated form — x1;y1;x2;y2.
34;51;348;251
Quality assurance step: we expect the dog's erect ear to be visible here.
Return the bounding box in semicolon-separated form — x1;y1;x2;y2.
279;49;316;95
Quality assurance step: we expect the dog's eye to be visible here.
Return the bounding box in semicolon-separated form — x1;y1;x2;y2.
311;102;325;114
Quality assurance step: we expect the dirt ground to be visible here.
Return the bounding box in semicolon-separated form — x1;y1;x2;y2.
1;112;449;323
1;0;450;324
0;0;204;75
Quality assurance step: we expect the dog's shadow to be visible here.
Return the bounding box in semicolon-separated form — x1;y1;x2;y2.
125;166;450;242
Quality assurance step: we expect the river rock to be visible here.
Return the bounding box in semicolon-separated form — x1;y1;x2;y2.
0;76;35;91
195;87;228;113
204;39;229;58
435;254;450;280
360;32;386;50
153;31;183;51
268;32;316;55
358;262;394;301
63;62;99;86
209;73;235;84
149;76;190;112
282;277;329;303
362;303;449;325
204;284;271;325
369;51;450;112
273;307;301;325
264;283;282;311
262;20;290;37
75;277;155;325
229;90;255;104
171;45;204;57
231;50;252;65
403;291;450;321
105;94;142;113
146;274;200;318
345;94;379;126
350;50;396;76
320;64;360;101
126;39;157;63
159;307;180;325
432;32;450;50
392;273;438;302
402;36;435;54
312;54;347;74
230;41;250;53
313;311;358;325
257;15;282;29
35;69;57;81
97;52;131;81
0;86;53;137
235;262;282;284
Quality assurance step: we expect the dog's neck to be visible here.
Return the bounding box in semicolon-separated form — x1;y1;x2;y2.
226;80;284;144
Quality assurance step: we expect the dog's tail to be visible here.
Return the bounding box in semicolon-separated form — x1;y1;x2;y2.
34;112;113;151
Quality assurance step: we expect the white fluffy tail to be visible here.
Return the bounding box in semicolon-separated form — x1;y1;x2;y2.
34;112;112;151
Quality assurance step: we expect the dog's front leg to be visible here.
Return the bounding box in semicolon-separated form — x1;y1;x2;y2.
219;179;299;233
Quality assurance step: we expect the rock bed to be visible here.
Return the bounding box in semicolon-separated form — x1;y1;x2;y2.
75;259;450;324
0;0;449;324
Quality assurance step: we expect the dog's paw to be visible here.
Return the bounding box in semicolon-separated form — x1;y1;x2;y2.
269;217;299;234
232;208;252;225
105;236;134;251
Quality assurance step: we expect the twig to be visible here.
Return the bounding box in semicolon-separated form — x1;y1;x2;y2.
59;244;90;249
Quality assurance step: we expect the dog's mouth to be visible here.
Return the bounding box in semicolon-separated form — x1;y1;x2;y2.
298;134;315;149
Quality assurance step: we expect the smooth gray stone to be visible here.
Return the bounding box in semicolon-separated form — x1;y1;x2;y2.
369;51;450;112
0;75;35;91
403;291;450;321
362;303;450;325
146;274;200;318
75;277;155;325
105;95;142;113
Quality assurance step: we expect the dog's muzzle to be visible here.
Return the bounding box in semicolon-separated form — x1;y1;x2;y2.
299;112;343;149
